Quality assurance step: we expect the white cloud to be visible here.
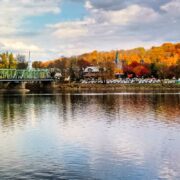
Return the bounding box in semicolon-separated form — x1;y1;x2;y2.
54;26;87;39
85;1;93;9
49;4;159;40
161;0;180;14
46;3;161;57
48;19;95;39
92;5;159;25
0;0;61;35
0;0;179;60
0;0;62;60
0;39;41;52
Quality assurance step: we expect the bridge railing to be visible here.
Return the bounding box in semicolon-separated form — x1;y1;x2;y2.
0;69;52;80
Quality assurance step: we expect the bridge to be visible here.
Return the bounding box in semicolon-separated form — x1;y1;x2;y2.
0;69;55;90
0;69;53;81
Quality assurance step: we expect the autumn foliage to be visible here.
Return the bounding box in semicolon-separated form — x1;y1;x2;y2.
123;62;150;77
33;42;180;79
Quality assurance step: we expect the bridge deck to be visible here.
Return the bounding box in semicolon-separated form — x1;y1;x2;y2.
0;79;54;82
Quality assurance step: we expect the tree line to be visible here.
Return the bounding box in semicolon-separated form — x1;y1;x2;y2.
32;43;180;79
0;43;180;79
0;52;28;69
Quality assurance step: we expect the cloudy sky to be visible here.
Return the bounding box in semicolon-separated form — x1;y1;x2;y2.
0;0;179;60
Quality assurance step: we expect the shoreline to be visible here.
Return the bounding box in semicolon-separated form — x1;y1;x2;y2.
0;83;180;93
55;83;180;92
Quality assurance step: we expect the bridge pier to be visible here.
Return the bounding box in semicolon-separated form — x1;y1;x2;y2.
7;82;27;91
0;81;29;92
0;82;10;89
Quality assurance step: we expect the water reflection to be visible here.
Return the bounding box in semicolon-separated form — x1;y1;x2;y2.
1;93;180;128
0;93;180;179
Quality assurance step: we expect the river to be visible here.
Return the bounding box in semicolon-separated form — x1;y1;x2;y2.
0;92;180;179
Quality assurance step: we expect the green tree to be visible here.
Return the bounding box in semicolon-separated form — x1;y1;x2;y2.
17;62;28;69
8;53;17;69
0;53;8;68
149;63;159;78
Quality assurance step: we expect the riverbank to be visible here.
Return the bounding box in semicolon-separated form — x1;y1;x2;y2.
0;83;180;93
55;83;180;92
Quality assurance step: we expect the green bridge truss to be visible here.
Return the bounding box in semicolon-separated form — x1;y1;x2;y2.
0;69;52;81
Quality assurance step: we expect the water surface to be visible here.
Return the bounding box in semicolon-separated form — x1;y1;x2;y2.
0;92;180;179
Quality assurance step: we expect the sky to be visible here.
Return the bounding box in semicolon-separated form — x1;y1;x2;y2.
0;0;180;61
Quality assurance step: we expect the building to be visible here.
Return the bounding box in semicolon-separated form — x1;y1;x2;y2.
83;66;101;79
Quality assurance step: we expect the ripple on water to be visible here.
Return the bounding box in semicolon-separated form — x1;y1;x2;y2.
0;93;180;179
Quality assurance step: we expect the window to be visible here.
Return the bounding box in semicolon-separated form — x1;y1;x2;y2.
88;68;93;73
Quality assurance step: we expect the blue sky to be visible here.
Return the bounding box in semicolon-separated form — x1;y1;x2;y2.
27;0;86;29
0;0;179;60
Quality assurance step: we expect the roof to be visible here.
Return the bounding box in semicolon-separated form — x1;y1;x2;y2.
84;66;100;73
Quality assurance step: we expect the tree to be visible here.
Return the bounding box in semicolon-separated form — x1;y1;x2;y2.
77;59;90;69
8;53;17;69
17;62;28;69
133;65;150;77
168;64;180;79
33;61;43;69
0;53;8;68
149;63;159;78
16;54;26;63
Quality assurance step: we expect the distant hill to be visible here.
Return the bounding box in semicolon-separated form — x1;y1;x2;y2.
36;42;180;68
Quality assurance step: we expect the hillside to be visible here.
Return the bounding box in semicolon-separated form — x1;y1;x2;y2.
33;42;180;79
